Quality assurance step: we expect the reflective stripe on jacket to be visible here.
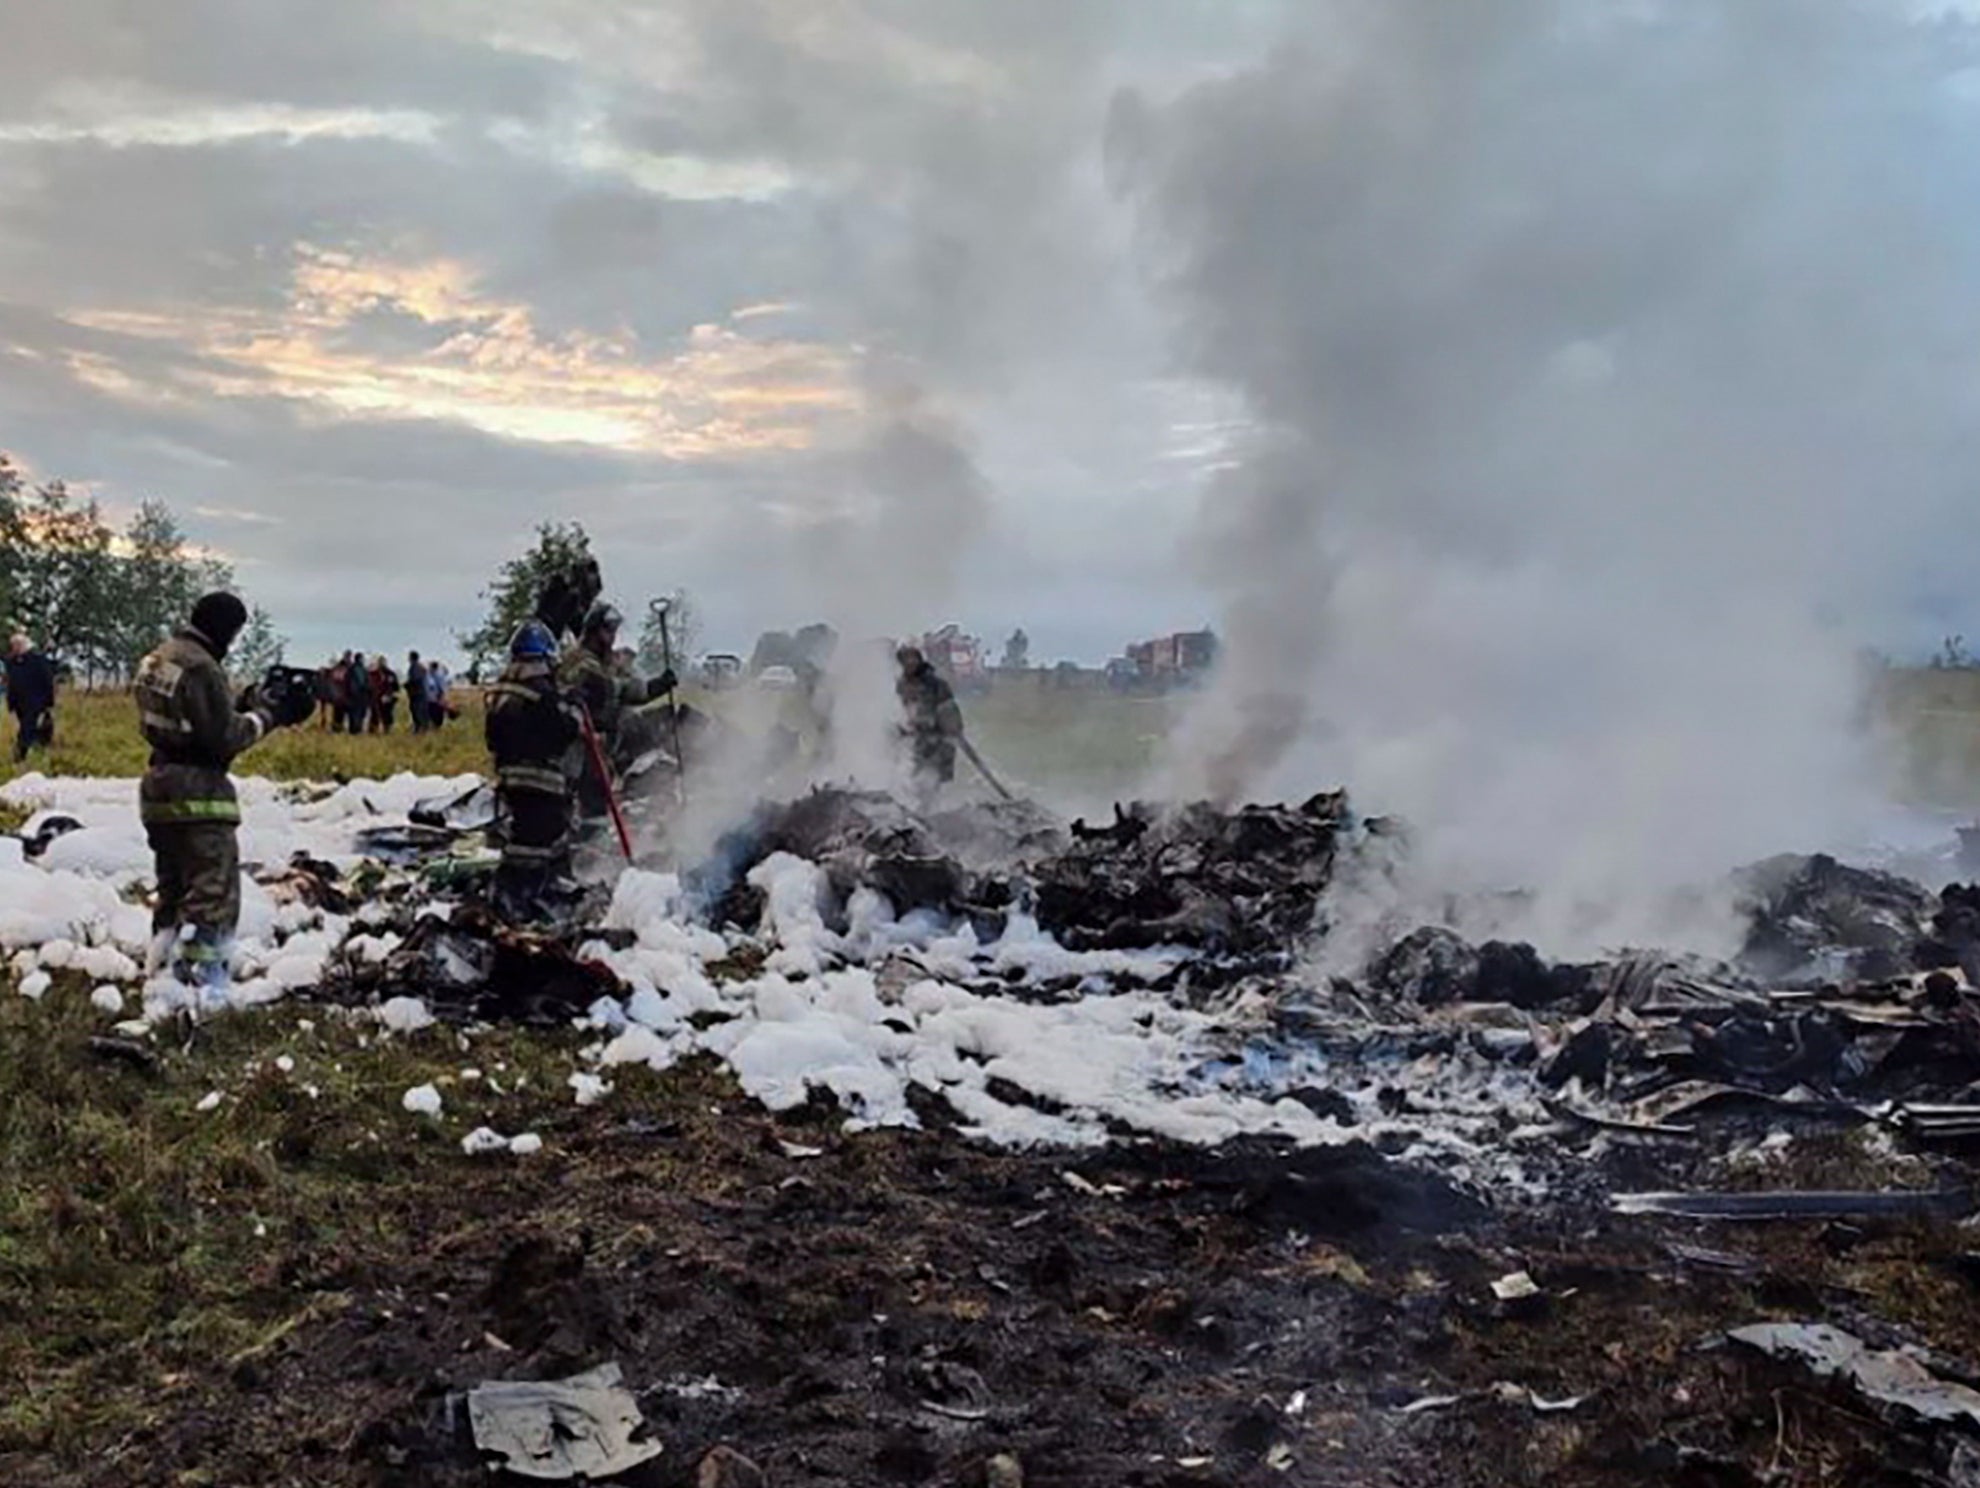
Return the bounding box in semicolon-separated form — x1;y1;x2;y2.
135;630;267;827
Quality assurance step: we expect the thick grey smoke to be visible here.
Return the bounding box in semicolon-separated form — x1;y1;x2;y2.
632;1;1133;792
1113;0;1980;953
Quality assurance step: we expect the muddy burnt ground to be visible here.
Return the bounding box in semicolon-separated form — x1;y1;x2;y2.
41;1061;1978;1488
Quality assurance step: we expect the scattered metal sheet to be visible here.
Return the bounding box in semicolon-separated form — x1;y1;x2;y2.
1490;1271;1541;1303
1730;1323;1980;1429
465;1362;662;1481
410;782;498;832
1614;1189;1970;1222
1545;1098;1696;1140
1891;1105;1980;1146
1666;1243;1761;1276
1629;1081;1870;1128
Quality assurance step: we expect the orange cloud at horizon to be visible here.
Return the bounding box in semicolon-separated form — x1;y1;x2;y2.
64;245;861;458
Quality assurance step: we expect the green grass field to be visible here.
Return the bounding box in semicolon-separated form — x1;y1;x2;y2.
1876;668;1980;808
0;681;1169;803
11;671;1980;814
0;689;491;789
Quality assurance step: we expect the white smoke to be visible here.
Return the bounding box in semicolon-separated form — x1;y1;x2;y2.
1111;0;1980;954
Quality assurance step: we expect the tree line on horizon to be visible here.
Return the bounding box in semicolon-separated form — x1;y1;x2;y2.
0;452;286;686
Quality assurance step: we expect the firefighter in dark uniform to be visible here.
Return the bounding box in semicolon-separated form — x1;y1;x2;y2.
134;592;310;989
559;603;674;827
484;619;581;922
895;645;964;802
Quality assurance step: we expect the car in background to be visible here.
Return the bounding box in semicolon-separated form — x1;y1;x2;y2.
755;664;799;691
699;653;744;689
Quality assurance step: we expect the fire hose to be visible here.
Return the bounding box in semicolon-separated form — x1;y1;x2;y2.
957;732;1015;803
577;701;634;861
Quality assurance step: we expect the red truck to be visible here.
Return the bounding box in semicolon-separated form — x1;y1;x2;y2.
1116;630;1218;692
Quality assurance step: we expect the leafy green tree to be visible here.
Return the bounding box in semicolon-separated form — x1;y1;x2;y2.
14;481;115;679
110;500;204;678
232;604;287;677
458;522;594;672
0;454;24;626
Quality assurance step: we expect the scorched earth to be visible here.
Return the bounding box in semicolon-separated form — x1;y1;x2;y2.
5;767;1980;1488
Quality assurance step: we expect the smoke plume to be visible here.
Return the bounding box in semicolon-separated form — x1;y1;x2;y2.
1115;0;1980;952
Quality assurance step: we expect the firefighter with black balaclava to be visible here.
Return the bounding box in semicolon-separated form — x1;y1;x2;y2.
134;592;313;992
559;602;675;828
484;618;581;922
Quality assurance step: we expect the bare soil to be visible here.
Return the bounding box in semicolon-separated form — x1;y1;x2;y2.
15;1052;1976;1488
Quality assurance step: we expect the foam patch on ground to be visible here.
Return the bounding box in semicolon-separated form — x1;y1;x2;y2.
0;772;1524;1175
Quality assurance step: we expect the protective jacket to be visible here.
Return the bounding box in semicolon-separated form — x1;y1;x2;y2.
559;645;652;744
134;629;271;825
898;665;963;740
485;657;579;799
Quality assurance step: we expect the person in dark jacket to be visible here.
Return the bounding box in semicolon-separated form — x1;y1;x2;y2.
4;633;57;762
368;656;400;733
134;593;310;992
406;652;430;733
895;645;963;802
558;603;675;826
485;620;581;921
343;651;370;735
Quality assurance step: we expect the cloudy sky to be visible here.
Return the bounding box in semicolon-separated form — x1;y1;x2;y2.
0;0;1279;666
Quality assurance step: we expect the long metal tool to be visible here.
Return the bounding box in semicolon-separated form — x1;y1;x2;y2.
651;598;688;807
956;732;1015;803
577;702;634;861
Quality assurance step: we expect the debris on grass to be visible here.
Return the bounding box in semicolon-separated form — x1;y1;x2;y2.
464;1362;662;1481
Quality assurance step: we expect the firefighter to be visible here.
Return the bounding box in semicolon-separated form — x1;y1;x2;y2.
559;603;675;825
484;619;581;922
895;645;963;802
135;592;312;991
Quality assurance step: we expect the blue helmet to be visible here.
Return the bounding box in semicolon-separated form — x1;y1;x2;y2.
509;620;558;660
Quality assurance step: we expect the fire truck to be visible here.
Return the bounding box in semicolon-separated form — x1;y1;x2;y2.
919;624;990;692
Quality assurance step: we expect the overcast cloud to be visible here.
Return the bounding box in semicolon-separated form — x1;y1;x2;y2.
0;0;1267;664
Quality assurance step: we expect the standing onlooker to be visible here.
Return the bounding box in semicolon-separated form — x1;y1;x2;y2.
427;658;453;727
368;655;401;733
406;651;430;733
4;633;57;762
343;650;370;735
315;659;339;730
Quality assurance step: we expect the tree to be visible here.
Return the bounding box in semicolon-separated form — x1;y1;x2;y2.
1001;628;1031;670
0;457;284;686
232;604;287;677
14;481;115;678
110;500;204;678
636;589;703;675
0;454;24;627
459;522;595;672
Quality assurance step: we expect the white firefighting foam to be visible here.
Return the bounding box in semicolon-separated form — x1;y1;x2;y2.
0;771;1547;1182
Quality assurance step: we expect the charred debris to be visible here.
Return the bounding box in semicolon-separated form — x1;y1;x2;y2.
307;783;1980;1145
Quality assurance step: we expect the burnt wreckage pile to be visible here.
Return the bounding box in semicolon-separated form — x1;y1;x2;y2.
311;778;1980;1147
696;787;1354;963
